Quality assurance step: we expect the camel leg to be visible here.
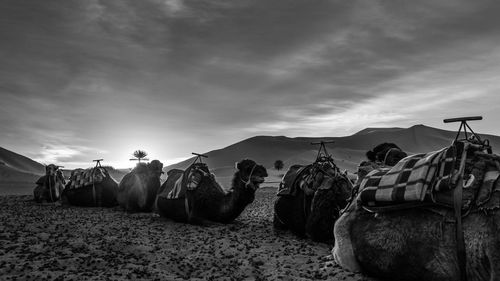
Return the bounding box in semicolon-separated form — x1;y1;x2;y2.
332;209;362;273
273;212;287;230
489;243;500;281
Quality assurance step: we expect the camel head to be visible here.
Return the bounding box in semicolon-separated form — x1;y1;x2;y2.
45;164;60;176
147;160;164;178
235;159;268;190
366;143;407;166
356;160;382;183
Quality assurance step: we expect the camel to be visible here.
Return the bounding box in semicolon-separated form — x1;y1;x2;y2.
357;142;408;183
333;140;500;281
273;161;352;242
33;164;65;203
117;160;163;212
62;166;119;207
156;159;268;224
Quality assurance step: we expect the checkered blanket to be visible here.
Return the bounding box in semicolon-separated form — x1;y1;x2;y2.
166;163;209;199
67;167;108;190
359;146;457;206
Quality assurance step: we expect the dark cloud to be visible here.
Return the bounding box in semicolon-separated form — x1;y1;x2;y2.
1;0;500;167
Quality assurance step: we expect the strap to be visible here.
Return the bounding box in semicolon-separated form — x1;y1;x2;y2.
362;201;434;213
48;176;54;202
241;164;257;188
454;178;467;281
382;147;400;165
454;143;469;281
92;168;97;207
184;196;191;221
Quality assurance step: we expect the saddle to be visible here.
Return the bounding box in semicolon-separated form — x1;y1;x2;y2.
277;164;314;196
277;160;343;197
358;140;500;213
165;163;213;199
67;167;109;190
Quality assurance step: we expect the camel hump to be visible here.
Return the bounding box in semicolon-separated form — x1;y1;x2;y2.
132;163;149;174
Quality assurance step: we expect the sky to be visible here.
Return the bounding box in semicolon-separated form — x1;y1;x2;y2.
2;0;500;169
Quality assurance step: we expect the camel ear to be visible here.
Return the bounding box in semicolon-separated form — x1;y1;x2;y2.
235;162;240;170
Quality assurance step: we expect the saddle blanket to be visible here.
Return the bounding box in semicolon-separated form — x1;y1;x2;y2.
277;164;314;196
166;164;206;199
359;146;456;206
68;167;108;190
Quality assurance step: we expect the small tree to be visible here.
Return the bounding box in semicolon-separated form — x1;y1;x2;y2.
274;160;284;171
130;150;149;163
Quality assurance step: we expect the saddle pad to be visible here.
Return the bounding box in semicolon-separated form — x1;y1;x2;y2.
166;166;204;199
277;165;313;196
68;167;108;189
359;146;456;206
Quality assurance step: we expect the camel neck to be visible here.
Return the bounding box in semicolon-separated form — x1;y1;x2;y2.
214;172;256;223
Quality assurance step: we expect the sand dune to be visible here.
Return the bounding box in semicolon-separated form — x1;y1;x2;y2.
165;124;500;187
0;147;45;175
3;124;500;194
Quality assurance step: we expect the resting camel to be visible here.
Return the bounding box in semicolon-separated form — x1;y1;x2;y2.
156;159;268;224
33;164;65;203
357;142;408;183
62;166;118;207
273;160;352;242
117;160;163;212
333;140;500;281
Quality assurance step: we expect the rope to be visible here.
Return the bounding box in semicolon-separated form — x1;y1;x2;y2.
382;147;401;166
240;164;257;188
48;175;54;202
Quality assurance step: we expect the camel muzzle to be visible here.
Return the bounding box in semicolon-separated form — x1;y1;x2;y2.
251;176;265;184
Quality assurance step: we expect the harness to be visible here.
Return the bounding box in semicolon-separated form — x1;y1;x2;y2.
240;164;258;189
43;165;63;202
382;147;402;165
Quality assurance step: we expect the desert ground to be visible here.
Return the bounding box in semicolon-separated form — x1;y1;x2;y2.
0;186;378;281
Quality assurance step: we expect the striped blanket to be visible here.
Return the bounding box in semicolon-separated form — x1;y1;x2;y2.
277;164;314;196
67;167;108;190
359;146;457;206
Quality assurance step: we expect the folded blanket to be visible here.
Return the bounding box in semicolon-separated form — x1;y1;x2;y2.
359;146;456;206
68;167;108;190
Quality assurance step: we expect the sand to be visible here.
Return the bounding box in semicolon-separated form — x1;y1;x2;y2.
0;187;377;281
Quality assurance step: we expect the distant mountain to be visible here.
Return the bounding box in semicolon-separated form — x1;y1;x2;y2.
3;124;500;194
165;125;500;187
0;147;129;195
0;147;45;175
353;127;404;136
0;147;45;195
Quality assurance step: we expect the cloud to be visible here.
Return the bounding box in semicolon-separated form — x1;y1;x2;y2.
2;0;500;168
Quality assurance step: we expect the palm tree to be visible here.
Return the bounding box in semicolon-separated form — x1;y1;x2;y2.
130;150;149;163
